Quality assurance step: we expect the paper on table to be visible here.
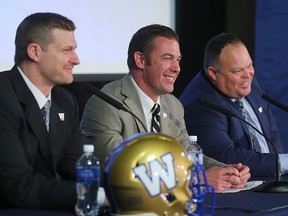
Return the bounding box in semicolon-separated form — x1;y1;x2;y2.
220;180;264;193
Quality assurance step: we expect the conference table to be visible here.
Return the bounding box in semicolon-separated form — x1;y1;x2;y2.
203;174;288;216
1;176;288;216
204;185;288;216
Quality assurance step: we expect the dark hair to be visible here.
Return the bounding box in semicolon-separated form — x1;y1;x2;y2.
14;12;76;65
127;24;179;70
203;33;242;72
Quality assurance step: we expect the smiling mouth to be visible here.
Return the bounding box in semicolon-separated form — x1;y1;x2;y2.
241;81;250;87
65;68;74;73
164;75;175;81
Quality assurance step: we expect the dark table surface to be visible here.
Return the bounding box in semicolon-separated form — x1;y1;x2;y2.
203;175;288;216
1;176;288;216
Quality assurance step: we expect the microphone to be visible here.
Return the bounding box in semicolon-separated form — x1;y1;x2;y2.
197;98;288;193
262;94;288;112
85;84;147;132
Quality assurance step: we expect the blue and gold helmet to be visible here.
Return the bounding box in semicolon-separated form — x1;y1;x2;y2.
103;132;195;215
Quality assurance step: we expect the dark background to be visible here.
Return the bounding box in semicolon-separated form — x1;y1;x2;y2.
174;0;255;98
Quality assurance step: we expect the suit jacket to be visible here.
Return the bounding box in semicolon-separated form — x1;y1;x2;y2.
180;70;283;176
81;74;224;173
0;66;83;209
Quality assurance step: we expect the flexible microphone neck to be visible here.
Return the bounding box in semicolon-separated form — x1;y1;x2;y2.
85;84;128;112
197;98;236;117
230;110;281;181
197;98;281;181
85;84;148;132
262;94;288;112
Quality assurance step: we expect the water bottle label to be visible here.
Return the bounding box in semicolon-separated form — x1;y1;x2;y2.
194;153;203;165
187;153;195;163
76;167;100;184
198;153;203;165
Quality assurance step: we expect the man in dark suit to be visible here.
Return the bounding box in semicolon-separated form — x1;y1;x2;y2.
0;12;107;210
180;33;287;177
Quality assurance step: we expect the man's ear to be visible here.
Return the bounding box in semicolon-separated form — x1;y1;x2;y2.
27;43;41;62
207;66;218;81
134;51;145;69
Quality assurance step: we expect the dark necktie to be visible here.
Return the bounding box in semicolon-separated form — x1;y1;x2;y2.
41;100;50;132
235;99;262;152
151;103;161;133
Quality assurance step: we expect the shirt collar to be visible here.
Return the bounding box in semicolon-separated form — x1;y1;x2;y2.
130;76;160;115
17;66;51;109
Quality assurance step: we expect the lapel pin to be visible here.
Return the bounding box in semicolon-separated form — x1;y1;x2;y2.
58;113;65;121
163;112;168;119
258;107;263;113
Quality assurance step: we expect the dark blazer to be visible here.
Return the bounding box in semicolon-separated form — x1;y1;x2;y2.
0;66;83;209
180;70;283;177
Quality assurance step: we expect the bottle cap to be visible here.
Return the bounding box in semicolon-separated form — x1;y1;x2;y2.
83;144;94;153
188;135;197;142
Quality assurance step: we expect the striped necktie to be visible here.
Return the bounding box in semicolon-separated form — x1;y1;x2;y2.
151;103;161;133
235;99;262;152
41;100;51;132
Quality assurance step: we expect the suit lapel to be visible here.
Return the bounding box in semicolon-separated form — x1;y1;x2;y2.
10;67;56;172
160;97;170;133
246;93;266;126
226;98;251;137
246;93;270;141
48;97;65;167
25;101;52;151
121;75;147;132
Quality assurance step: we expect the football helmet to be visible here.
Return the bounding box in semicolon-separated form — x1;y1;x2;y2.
103;132;196;215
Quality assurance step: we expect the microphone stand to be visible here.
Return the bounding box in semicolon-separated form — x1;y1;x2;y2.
197;98;288;193
257;94;288;192
262;94;288;113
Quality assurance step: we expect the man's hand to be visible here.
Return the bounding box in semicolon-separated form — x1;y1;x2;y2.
205;163;251;192
227;163;251;189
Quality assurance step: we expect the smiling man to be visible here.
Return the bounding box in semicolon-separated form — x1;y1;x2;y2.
81;25;250;194
180;32;287;177
0;12;83;209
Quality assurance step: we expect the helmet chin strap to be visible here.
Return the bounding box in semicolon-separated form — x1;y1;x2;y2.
185;157;215;216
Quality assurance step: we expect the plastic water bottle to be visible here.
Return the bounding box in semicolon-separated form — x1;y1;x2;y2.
185;136;216;216
75;144;100;216
186;135;204;186
186;135;203;166
186;136;206;216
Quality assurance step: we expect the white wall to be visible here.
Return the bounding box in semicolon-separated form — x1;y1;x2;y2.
0;0;175;76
